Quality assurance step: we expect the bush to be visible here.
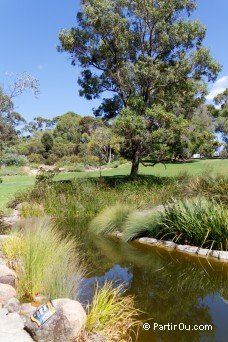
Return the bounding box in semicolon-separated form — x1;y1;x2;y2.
28;153;43;164
84;281;142;341
0;153;28;166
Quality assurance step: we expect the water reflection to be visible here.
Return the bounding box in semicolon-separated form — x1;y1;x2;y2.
58;219;228;341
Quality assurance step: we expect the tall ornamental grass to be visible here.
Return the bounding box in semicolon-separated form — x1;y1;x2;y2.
89;203;133;236
84;281;142;341
2;217;85;300
122;210;162;242
159;198;228;250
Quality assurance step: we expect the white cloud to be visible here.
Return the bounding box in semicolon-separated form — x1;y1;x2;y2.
206;75;228;101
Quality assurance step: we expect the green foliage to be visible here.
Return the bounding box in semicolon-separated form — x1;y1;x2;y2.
122;211;162;242
2;232;25;270
3;218;84;300
53;112;81;143
159;198;228;250
84;281;142;341
41;132;54;157
89;203;133;236
28;153;43;164
58;0;221;176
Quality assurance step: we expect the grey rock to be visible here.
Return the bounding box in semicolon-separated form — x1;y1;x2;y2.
0;265;16;287
4;297;21;313
161;241;177;248
197;248;210;256
20;303;37;315
138;237;157;244
184;246;199;254
219;251;228;261
176;245;190;252
211;250;220;259
0;283;16;305
0;311;33;342
24;298;86;342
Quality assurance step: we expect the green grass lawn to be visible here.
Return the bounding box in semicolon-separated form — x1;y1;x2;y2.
0;159;227;213
0;175;35;213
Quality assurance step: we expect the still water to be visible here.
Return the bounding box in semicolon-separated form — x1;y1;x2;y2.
62;220;228;342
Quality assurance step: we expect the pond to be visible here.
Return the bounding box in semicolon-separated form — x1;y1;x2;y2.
59;219;228;342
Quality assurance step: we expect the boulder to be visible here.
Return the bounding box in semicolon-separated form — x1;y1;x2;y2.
0;310;33;342
0;264;16;287
24;298;86;342
0;283;16;305
4;297;21;313
20;303;38;315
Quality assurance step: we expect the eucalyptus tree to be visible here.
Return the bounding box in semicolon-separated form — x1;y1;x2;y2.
0;73;39;143
58;0;221;177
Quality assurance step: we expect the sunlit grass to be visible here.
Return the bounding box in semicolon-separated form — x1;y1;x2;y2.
83;281;142;341
122;210;162;242
89;203;133;236
159;198;228;250
2;217;85;300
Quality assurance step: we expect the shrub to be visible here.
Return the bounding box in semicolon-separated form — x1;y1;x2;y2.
28;153;43;164
159;198;228;250
0;153;28;166
84;281;142;341
89;203;133;236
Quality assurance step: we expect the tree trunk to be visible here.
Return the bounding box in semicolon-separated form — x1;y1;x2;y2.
130;151;140;178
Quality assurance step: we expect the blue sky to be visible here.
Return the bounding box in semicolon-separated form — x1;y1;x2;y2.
1;0;228;122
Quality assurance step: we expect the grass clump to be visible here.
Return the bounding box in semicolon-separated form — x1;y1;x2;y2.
3;217;84;300
159;198;228;250
122;210;162;242
20;203;45;218
89;203;133;236
2;232;25;270
84;281;142;341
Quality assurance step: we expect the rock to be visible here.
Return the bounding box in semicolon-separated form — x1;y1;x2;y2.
138;237;157;244
219;251;228;261
176;245;189;252
0;283;16;305
197;248;210;256
0;310;33;342
0;265;16;287
184;246;199;254
0;308;8;317
4;297;20;313
20;303;37;315
211;250;220;259
24;298;86;342
161;241;177;248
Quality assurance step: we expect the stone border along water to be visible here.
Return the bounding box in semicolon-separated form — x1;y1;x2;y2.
111;232;228;262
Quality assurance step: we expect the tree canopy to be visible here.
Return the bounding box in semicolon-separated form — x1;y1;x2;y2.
58;0;221;176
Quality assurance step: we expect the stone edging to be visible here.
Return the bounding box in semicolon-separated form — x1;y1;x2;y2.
111;232;228;262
